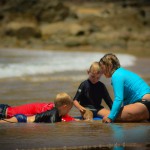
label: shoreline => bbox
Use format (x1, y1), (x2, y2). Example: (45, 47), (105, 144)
(0, 47), (149, 81)
(0, 45), (150, 58)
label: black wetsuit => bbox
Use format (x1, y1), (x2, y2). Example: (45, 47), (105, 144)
(73, 79), (113, 112)
(8, 108), (62, 123)
(34, 108), (62, 123)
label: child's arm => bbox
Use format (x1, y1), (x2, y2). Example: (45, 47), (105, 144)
(73, 100), (86, 112)
(73, 82), (86, 112)
(0, 117), (18, 123)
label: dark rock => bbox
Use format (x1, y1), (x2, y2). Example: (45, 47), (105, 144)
(5, 26), (41, 39)
(0, 0), (150, 55)
(0, 0), (76, 23)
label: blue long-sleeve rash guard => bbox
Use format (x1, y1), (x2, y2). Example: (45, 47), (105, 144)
(108, 67), (150, 121)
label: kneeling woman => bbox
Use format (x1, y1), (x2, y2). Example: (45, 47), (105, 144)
(0, 92), (74, 123)
(99, 53), (150, 123)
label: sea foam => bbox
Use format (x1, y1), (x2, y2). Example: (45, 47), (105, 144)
(0, 49), (136, 78)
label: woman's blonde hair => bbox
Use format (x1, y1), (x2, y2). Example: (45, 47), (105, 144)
(89, 61), (102, 74)
(54, 92), (73, 108)
(99, 53), (120, 75)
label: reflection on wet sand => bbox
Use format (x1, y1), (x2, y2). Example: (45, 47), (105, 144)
(0, 121), (150, 150)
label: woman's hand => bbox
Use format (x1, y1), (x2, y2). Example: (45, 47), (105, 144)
(102, 116), (112, 123)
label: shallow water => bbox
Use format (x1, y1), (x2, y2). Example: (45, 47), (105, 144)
(0, 48), (136, 103)
(0, 48), (150, 150)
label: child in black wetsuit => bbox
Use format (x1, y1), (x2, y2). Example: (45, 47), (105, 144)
(73, 62), (113, 120)
(0, 93), (74, 123)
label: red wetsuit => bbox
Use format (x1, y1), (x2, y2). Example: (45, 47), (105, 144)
(7, 102), (54, 118)
(6, 102), (75, 122)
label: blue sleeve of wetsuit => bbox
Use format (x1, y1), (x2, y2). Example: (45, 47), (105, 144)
(108, 74), (124, 121)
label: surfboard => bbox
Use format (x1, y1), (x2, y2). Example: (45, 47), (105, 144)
(62, 115), (102, 122)
(74, 116), (102, 120)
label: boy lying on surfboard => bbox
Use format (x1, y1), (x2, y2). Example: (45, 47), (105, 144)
(0, 92), (76, 123)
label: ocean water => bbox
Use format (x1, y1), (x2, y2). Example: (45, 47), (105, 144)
(0, 48), (136, 101)
(0, 48), (136, 79)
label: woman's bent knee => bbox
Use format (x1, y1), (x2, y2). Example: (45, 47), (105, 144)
(116, 103), (149, 122)
(142, 94), (150, 101)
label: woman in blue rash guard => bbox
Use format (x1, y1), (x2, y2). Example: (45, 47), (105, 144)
(99, 53), (150, 123)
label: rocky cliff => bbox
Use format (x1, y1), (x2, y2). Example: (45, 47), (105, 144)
(0, 0), (150, 56)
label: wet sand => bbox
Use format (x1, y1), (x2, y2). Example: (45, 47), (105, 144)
(0, 121), (150, 150)
(127, 58), (150, 84)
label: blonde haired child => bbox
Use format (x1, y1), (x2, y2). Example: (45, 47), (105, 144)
(73, 61), (113, 120)
(0, 92), (73, 123)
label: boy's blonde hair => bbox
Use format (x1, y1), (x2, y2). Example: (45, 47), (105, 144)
(54, 92), (73, 108)
(99, 53), (120, 75)
(89, 62), (102, 74)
